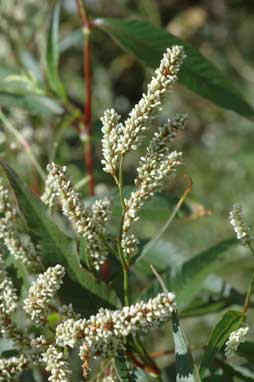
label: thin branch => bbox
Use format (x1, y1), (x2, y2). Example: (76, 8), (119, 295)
(75, 0), (95, 195)
(140, 175), (193, 259)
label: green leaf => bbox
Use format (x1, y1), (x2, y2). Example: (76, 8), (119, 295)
(141, 238), (238, 308)
(95, 18), (254, 120)
(210, 360), (254, 381)
(134, 239), (183, 277)
(0, 91), (63, 116)
(0, 161), (120, 315)
(172, 309), (201, 382)
(114, 352), (137, 382)
(46, 1), (66, 99)
(238, 341), (254, 363)
(200, 310), (246, 376)
(180, 286), (247, 318)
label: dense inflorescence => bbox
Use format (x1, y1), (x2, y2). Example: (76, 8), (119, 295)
(100, 46), (185, 177)
(42, 345), (71, 382)
(0, 354), (28, 382)
(0, 180), (41, 271)
(23, 264), (65, 324)
(229, 204), (250, 245)
(41, 163), (111, 270)
(56, 292), (175, 377)
(119, 46), (185, 155)
(225, 326), (249, 360)
(123, 115), (185, 234)
(101, 108), (122, 175)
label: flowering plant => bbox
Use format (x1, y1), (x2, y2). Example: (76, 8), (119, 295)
(0, 2), (254, 382)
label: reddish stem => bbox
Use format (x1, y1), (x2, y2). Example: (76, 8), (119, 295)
(76, 0), (95, 196)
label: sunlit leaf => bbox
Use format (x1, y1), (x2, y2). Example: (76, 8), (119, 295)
(141, 238), (238, 308)
(200, 310), (246, 375)
(96, 18), (254, 120)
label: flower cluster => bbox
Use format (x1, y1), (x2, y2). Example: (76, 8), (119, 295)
(100, 46), (185, 177)
(0, 309), (27, 347)
(229, 204), (250, 245)
(121, 232), (139, 259)
(41, 163), (111, 270)
(23, 264), (65, 324)
(42, 345), (71, 382)
(55, 292), (175, 378)
(225, 326), (249, 360)
(123, 115), (185, 233)
(0, 255), (29, 347)
(101, 108), (122, 175)
(0, 180), (41, 271)
(0, 354), (27, 382)
(0, 255), (18, 315)
(119, 46), (185, 155)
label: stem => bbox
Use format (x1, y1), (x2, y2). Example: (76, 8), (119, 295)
(140, 175), (192, 259)
(118, 155), (125, 211)
(50, 111), (80, 162)
(75, 0), (95, 196)
(116, 154), (130, 306)
(242, 272), (254, 314)
(117, 241), (129, 306)
(0, 110), (45, 180)
(242, 242), (254, 314)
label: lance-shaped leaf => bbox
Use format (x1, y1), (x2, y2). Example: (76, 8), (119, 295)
(172, 309), (201, 382)
(46, 1), (66, 99)
(0, 92), (63, 116)
(0, 160), (120, 315)
(200, 310), (246, 376)
(140, 238), (238, 308)
(95, 18), (254, 120)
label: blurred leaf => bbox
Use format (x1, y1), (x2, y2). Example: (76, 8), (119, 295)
(134, 239), (183, 277)
(0, 65), (62, 116)
(114, 352), (137, 382)
(96, 18), (254, 120)
(0, 91), (63, 116)
(141, 238), (238, 308)
(200, 310), (246, 375)
(213, 360), (254, 381)
(238, 341), (254, 363)
(180, 286), (247, 318)
(112, 186), (191, 221)
(60, 29), (83, 52)
(46, 1), (66, 99)
(0, 161), (120, 315)
(138, 0), (161, 26)
(172, 309), (201, 382)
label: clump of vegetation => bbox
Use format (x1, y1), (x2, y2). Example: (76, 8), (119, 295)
(0, 1), (254, 381)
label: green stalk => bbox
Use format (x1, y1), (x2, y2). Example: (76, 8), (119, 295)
(242, 272), (254, 314)
(242, 243), (254, 314)
(115, 153), (130, 306)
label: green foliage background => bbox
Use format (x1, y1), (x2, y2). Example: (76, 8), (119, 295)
(0, 0), (254, 381)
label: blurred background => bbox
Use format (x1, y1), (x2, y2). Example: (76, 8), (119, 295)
(0, 0), (254, 374)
